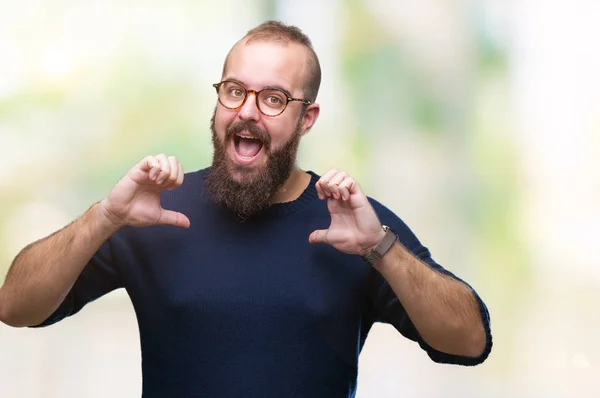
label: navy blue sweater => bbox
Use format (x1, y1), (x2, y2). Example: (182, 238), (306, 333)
(35, 169), (492, 397)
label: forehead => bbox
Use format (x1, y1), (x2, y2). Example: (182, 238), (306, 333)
(223, 39), (308, 94)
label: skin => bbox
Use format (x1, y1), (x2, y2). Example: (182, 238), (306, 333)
(309, 170), (487, 357)
(0, 38), (487, 359)
(213, 38), (320, 200)
(0, 155), (187, 327)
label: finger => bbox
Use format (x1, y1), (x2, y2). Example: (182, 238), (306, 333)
(341, 176), (359, 194)
(150, 162), (162, 181)
(328, 184), (341, 200)
(320, 168), (340, 182)
(138, 155), (157, 171)
(166, 163), (185, 191)
(328, 171), (348, 199)
(137, 156), (160, 181)
(163, 156), (179, 187)
(146, 156), (163, 181)
(329, 171), (348, 186)
(154, 154), (171, 185)
(333, 183), (348, 201)
(158, 209), (191, 228)
(315, 181), (326, 200)
(308, 229), (328, 244)
(317, 169), (339, 198)
(338, 176), (357, 201)
(177, 163), (184, 185)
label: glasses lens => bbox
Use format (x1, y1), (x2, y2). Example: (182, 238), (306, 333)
(218, 81), (246, 109)
(258, 90), (287, 116)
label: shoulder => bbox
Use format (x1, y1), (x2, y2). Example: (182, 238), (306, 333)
(366, 196), (400, 225)
(366, 196), (424, 252)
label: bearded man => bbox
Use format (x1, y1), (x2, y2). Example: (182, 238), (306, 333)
(0, 21), (492, 398)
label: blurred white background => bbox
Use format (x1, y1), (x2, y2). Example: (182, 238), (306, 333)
(1, 0), (599, 396)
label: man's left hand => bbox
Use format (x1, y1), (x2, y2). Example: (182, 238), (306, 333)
(309, 169), (386, 256)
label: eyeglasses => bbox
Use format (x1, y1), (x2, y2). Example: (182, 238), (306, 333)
(213, 80), (312, 117)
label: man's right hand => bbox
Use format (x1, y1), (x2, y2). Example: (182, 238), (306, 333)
(99, 154), (191, 229)
(0, 154), (190, 327)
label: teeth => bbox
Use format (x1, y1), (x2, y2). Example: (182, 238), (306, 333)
(236, 134), (259, 140)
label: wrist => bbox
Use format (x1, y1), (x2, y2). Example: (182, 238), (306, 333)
(361, 225), (397, 266)
(360, 227), (387, 257)
(95, 201), (126, 233)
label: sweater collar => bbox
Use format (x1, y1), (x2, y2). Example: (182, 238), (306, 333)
(262, 170), (320, 218)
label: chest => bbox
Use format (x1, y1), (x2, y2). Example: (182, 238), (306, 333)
(128, 218), (372, 332)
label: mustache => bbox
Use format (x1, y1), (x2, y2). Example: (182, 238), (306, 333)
(225, 122), (271, 149)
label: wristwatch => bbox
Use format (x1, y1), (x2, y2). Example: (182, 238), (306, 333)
(361, 225), (398, 265)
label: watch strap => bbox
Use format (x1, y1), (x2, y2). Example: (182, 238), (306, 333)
(361, 225), (398, 265)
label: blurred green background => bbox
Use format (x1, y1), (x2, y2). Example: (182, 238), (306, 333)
(1, 0), (599, 396)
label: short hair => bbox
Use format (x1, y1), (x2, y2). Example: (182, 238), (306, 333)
(222, 21), (322, 103)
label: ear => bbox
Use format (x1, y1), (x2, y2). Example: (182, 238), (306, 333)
(299, 104), (320, 136)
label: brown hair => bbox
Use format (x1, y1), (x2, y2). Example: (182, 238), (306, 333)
(222, 21), (322, 103)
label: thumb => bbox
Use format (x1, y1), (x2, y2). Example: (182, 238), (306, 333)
(158, 209), (191, 228)
(309, 229), (329, 244)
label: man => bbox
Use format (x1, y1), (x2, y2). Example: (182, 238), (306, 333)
(0, 21), (491, 397)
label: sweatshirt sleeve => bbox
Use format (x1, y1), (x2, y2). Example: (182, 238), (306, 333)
(365, 198), (493, 366)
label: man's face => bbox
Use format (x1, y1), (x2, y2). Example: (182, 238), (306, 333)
(213, 39), (311, 181)
(205, 39), (317, 219)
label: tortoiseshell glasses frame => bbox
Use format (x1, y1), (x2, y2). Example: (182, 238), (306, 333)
(213, 80), (312, 117)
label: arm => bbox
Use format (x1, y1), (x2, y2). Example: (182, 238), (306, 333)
(372, 242), (486, 357)
(309, 169), (490, 360)
(0, 154), (189, 327)
(0, 204), (120, 327)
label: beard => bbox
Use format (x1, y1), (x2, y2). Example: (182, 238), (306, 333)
(204, 107), (304, 221)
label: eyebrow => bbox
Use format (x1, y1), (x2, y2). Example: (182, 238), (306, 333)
(225, 78), (293, 98)
(262, 85), (293, 98)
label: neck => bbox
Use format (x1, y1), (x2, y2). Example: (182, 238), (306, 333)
(271, 167), (311, 204)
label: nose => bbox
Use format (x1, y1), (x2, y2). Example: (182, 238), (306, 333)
(237, 91), (260, 122)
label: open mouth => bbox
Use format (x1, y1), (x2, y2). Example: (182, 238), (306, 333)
(234, 133), (264, 160)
